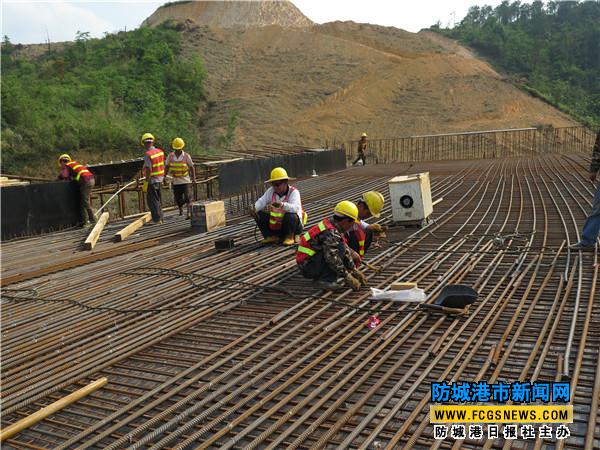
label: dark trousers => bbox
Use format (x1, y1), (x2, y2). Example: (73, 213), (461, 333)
(147, 182), (163, 222)
(173, 184), (191, 208)
(257, 211), (302, 238)
(79, 178), (95, 223)
(346, 228), (373, 254)
(352, 151), (366, 166)
(300, 241), (346, 282)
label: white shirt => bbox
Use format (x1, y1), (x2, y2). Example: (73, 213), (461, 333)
(359, 219), (369, 230)
(255, 186), (303, 221)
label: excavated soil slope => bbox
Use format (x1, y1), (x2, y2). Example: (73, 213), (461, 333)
(150, 2), (580, 152)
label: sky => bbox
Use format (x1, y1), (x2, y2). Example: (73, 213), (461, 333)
(1, 0), (504, 45)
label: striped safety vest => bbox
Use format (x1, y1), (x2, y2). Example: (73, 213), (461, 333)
(167, 152), (190, 178)
(269, 186), (304, 231)
(296, 218), (338, 264)
(65, 161), (92, 182)
(145, 147), (165, 178)
(350, 222), (366, 257)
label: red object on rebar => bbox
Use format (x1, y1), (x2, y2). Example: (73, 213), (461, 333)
(367, 315), (380, 329)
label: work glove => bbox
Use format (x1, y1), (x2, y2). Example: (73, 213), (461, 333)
(344, 273), (362, 291)
(271, 201), (282, 208)
(142, 181), (149, 193)
(352, 269), (369, 286)
(370, 223), (386, 234)
(350, 249), (362, 267)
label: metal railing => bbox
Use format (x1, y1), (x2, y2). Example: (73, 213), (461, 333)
(342, 126), (596, 165)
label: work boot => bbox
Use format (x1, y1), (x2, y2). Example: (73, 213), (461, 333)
(282, 235), (295, 246)
(314, 280), (344, 291)
(178, 207), (183, 216)
(261, 236), (279, 245)
(569, 242), (595, 251)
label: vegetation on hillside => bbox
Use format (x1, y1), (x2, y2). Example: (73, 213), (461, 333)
(431, 0), (600, 127)
(1, 26), (205, 175)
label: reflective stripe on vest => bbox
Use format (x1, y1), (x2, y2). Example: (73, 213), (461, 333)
(354, 223), (366, 257)
(146, 148), (165, 177)
(269, 186), (296, 231)
(168, 153), (189, 177)
(66, 161), (91, 182)
(296, 219), (335, 264)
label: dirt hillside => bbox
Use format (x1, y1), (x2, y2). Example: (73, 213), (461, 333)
(145, 1), (577, 152)
(144, 0), (313, 29)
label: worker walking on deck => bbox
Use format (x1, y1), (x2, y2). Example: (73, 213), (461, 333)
(569, 129), (600, 251)
(141, 133), (165, 224)
(254, 167), (306, 246)
(346, 191), (386, 262)
(352, 132), (368, 166)
(57, 154), (95, 227)
(296, 201), (368, 291)
(165, 137), (196, 218)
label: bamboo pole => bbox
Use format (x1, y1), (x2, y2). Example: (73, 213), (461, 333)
(0, 378), (108, 442)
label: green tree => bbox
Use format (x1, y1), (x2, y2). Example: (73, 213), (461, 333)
(0, 25), (208, 175)
(431, 0), (600, 127)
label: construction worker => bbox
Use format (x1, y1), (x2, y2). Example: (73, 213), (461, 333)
(141, 132), (165, 223)
(57, 154), (96, 227)
(346, 191), (386, 261)
(254, 167), (306, 246)
(352, 132), (368, 166)
(569, 129), (600, 251)
(296, 200), (368, 291)
(165, 137), (196, 218)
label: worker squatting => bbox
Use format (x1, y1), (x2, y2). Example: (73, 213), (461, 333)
(252, 167), (386, 291)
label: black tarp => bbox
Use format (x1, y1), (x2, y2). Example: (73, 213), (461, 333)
(88, 158), (143, 187)
(1, 181), (80, 240)
(217, 149), (346, 195)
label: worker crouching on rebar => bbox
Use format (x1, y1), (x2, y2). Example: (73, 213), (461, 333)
(296, 201), (368, 291)
(57, 153), (96, 227)
(346, 191), (386, 261)
(253, 167), (307, 246)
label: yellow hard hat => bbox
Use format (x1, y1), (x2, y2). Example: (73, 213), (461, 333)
(266, 167), (293, 183)
(334, 200), (359, 222)
(172, 137), (185, 150)
(361, 191), (385, 217)
(141, 132), (155, 145)
(58, 153), (71, 166)
(361, 132), (368, 137)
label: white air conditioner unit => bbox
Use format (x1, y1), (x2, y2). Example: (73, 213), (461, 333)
(388, 172), (433, 226)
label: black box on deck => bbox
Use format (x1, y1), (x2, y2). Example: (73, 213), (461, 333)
(215, 238), (235, 250)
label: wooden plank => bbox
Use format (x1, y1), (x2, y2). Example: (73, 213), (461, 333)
(1, 240), (159, 287)
(83, 212), (109, 250)
(114, 212), (151, 242)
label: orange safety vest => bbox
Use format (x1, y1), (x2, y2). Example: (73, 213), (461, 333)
(145, 148), (165, 178)
(296, 218), (340, 264)
(350, 222), (366, 257)
(65, 161), (92, 182)
(167, 151), (190, 178)
(268, 186), (307, 231)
